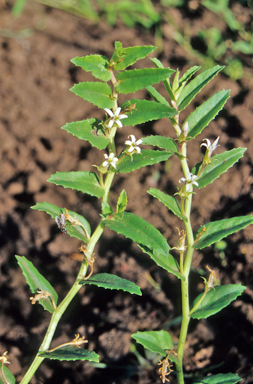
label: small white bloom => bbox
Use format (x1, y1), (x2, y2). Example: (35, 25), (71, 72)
(179, 172), (199, 192)
(102, 153), (118, 169)
(125, 135), (142, 154)
(104, 107), (128, 129)
(201, 136), (220, 156)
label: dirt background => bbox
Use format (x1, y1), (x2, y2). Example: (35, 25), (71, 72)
(1, 1), (253, 384)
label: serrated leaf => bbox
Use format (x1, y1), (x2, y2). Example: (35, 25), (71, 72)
(141, 136), (179, 154)
(104, 212), (181, 279)
(116, 189), (127, 213)
(193, 373), (242, 384)
(178, 66), (201, 88)
(39, 346), (99, 362)
(32, 201), (60, 216)
(101, 202), (113, 216)
(79, 273), (142, 296)
(186, 90), (230, 138)
(132, 330), (173, 356)
(148, 188), (185, 220)
(114, 45), (156, 71)
(71, 55), (111, 82)
(196, 148), (247, 189)
(70, 82), (114, 109)
(177, 66), (224, 111)
(32, 202), (91, 242)
(0, 365), (16, 384)
(190, 284), (246, 319)
(146, 85), (170, 106)
(116, 68), (175, 94)
(121, 99), (177, 126)
(116, 150), (173, 173)
(110, 41), (125, 66)
(16, 256), (58, 313)
(62, 118), (110, 150)
(48, 171), (104, 198)
(194, 215), (253, 249)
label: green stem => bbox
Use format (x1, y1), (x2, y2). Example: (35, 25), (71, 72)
(20, 167), (116, 384)
(175, 142), (195, 384)
(19, 267), (87, 384)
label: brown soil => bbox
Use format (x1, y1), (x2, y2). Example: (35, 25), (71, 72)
(1, 2), (253, 384)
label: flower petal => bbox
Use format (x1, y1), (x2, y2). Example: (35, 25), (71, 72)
(115, 120), (123, 128)
(108, 119), (114, 128)
(115, 107), (121, 117)
(119, 114), (128, 120)
(109, 153), (115, 160)
(104, 108), (114, 117)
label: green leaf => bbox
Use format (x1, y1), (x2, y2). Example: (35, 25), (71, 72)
(196, 148), (247, 189)
(104, 212), (181, 279)
(194, 215), (253, 250)
(150, 58), (174, 100)
(190, 284), (246, 319)
(178, 66), (201, 88)
(79, 273), (142, 296)
(114, 45), (156, 70)
(121, 99), (177, 126)
(32, 202), (91, 242)
(186, 90), (230, 138)
(0, 365), (16, 384)
(146, 85), (171, 106)
(116, 189), (127, 213)
(110, 41), (125, 65)
(39, 346), (99, 362)
(193, 373), (242, 384)
(141, 136), (179, 154)
(15, 256), (58, 313)
(48, 171), (104, 198)
(62, 118), (110, 150)
(101, 202), (113, 216)
(71, 55), (111, 82)
(70, 82), (114, 109)
(116, 150), (173, 173)
(132, 330), (173, 356)
(177, 66), (224, 111)
(148, 188), (185, 220)
(116, 68), (175, 94)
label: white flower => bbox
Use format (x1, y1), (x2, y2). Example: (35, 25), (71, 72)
(201, 136), (220, 155)
(200, 136), (220, 165)
(125, 135), (142, 154)
(179, 172), (199, 192)
(102, 153), (118, 169)
(104, 107), (128, 129)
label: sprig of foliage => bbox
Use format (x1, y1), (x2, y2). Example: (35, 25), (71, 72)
(6, 42), (178, 384)
(129, 58), (251, 384)
(3, 42), (251, 384)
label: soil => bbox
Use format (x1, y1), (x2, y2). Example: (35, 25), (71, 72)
(0, 2), (253, 384)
